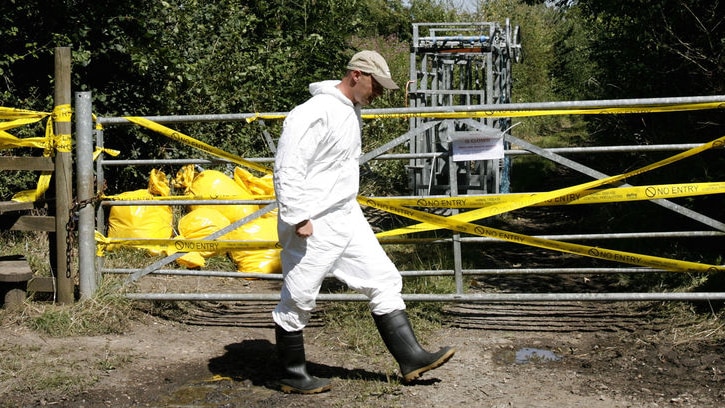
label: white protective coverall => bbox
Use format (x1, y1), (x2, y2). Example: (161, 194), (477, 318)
(272, 80), (406, 332)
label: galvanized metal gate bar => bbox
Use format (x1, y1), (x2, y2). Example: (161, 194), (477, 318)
(124, 292), (725, 302)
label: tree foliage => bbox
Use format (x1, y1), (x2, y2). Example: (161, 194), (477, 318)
(568, 0), (724, 145)
(470, 0), (592, 148)
(1, 0), (452, 193)
(561, 0), (725, 201)
(2, 0), (723, 193)
(578, 0), (724, 98)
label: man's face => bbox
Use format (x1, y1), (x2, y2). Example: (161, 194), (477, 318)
(355, 72), (384, 106)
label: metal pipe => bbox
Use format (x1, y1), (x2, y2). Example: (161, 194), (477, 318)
(104, 268), (282, 280)
(125, 291), (725, 302)
(75, 91), (97, 299)
(506, 144), (706, 155)
(96, 95), (725, 126)
(418, 35), (490, 42)
(103, 267), (669, 279)
(102, 199), (275, 206)
(98, 112), (288, 125)
(366, 94), (725, 114)
(96, 143), (712, 167)
(101, 158), (272, 166)
(460, 231), (725, 241)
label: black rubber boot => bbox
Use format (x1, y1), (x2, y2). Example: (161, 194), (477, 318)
(373, 309), (456, 383)
(274, 324), (331, 394)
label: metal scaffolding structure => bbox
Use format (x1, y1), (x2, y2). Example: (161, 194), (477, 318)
(407, 21), (521, 197)
(405, 21), (522, 294)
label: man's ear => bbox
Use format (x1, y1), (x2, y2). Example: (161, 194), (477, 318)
(351, 70), (363, 83)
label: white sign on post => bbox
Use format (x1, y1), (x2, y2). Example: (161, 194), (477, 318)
(451, 128), (504, 161)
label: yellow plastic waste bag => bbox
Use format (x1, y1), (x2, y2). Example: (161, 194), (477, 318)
(106, 169), (173, 256)
(226, 216), (281, 275)
(188, 170), (257, 222)
(107, 190), (173, 256)
(173, 164), (197, 191)
(148, 168), (171, 196)
(233, 167), (276, 218)
(175, 207), (230, 268)
(169, 165), (279, 271)
(234, 167), (274, 196)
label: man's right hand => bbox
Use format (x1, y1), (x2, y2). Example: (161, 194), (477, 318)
(295, 220), (313, 238)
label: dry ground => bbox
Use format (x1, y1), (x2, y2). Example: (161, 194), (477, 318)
(2, 206), (724, 407)
(2, 282), (725, 408)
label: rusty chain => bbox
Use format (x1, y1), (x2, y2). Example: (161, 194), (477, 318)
(65, 180), (105, 279)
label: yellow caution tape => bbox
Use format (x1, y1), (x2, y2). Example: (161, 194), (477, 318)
(50, 104), (73, 153)
(102, 193), (275, 201)
(124, 116), (272, 175)
(100, 134), (725, 261)
(363, 196), (721, 273)
(52, 104), (72, 123)
(362, 101), (725, 120)
(371, 181), (725, 239)
(372, 181), (725, 209)
(0, 107), (50, 150)
(53, 134), (72, 153)
(0, 106), (51, 120)
(95, 231), (279, 256)
(93, 147), (121, 161)
(117, 101), (725, 126)
(0, 107), (50, 133)
(3, 105), (73, 201)
(245, 113), (262, 123)
(245, 112), (286, 123)
(100, 103), (724, 256)
(0, 131), (49, 150)
(16, 110), (68, 201)
(11, 172), (52, 202)
(361, 135), (725, 272)
(205, 374), (235, 382)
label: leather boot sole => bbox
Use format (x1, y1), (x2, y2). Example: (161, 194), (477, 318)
(402, 347), (457, 383)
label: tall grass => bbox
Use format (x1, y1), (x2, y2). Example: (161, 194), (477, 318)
(0, 230), (51, 277)
(4, 276), (137, 337)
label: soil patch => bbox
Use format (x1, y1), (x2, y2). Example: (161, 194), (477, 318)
(2, 293), (724, 407)
(3, 206), (724, 407)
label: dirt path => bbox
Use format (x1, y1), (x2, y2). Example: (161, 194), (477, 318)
(3, 295), (724, 408)
(3, 205), (724, 407)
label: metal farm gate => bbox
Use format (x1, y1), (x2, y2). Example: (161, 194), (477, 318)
(71, 23), (725, 305)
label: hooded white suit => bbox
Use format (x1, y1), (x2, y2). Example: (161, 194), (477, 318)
(272, 81), (406, 332)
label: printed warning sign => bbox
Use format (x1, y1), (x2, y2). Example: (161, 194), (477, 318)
(451, 129), (504, 161)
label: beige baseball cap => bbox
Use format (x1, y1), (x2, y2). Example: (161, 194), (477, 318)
(346, 50), (399, 90)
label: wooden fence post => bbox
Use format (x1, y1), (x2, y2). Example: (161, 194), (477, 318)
(53, 47), (73, 304)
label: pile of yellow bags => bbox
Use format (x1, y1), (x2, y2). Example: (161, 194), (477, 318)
(107, 166), (281, 275)
(174, 165), (280, 274)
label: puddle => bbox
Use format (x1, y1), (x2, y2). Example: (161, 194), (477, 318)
(515, 347), (561, 364)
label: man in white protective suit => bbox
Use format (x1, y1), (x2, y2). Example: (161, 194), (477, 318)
(272, 50), (456, 394)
